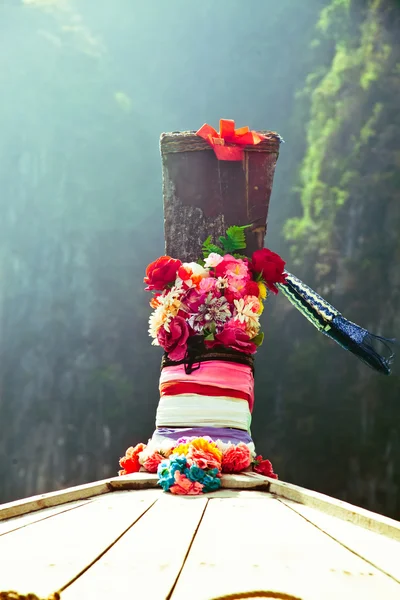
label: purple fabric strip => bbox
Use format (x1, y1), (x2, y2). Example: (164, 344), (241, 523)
(152, 426), (253, 446)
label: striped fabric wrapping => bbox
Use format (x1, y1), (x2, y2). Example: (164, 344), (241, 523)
(152, 360), (255, 447)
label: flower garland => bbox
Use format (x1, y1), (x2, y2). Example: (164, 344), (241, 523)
(118, 228), (282, 495)
(119, 437), (278, 495)
(145, 226), (287, 360)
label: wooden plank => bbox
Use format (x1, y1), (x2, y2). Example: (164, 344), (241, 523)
(266, 478), (400, 541)
(0, 472), (268, 525)
(63, 494), (207, 599)
(0, 479), (112, 522)
(170, 495), (400, 600)
(109, 472), (159, 490)
(0, 499), (90, 536)
(0, 489), (159, 597)
(280, 499), (400, 583)
(0, 472), (159, 522)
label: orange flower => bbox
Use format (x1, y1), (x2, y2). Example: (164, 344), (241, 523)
(119, 443), (146, 475)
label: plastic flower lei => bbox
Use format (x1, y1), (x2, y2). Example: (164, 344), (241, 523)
(119, 436), (278, 496)
(144, 226), (287, 360)
(118, 227), (282, 496)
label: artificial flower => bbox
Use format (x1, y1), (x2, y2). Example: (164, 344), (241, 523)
(215, 255), (250, 294)
(119, 443), (146, 475)
(157, 315), (190, 360)
(185, 465), (221, 492)
(205, 321), (258, 354)
(245, 280), (260, 297)
(251, 248), (287, 294)
(141, 451), (164, 473)
(199, 277), (218, 293)
(234, 296), (261, 329)
(184, 438), (223, 470)
(222, 443), (252, 473)
(169, 471), (204, 495)
(204, 252), (224, 268)
(177, 262), (209, 289)
(257, 281), (267, 300)
(189, 293), (231, 333)
(254, 456), (278, 479)
(144, 256), (182, 291)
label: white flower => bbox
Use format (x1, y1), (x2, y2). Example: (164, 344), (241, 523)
(233, 298), (260, 331)
(216, 277), (228, 289)
(184, 262), (209, 277)
(175, 262), (209, 288)
(204, 252), (224, 268)
(148, 287), (183, 338)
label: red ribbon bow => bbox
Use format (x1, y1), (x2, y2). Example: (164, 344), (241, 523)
(196, 119), (266, 161)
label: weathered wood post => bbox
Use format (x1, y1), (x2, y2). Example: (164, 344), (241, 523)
(160, 129), (281, 261)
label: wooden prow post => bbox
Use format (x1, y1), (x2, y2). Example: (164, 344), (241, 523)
(160, 130), (281, 261)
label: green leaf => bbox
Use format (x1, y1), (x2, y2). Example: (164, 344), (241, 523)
(202, 235), (224, 258)
(204, 333), (215, 341)
(218, 225), (250, 253)
(252, 332), (264, 347)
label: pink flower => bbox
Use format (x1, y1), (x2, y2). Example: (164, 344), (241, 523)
(181, 288), (205, 312)
(243, 295), (261, 313)
(142, 452), (164, 473)
(205, 321), (257, 354)
(199, 277), (218, 293)
(222, 443), (252, 473)
(169, 471), (204, 495)
(157, 315), (190, 360)
(187, 449), (222, 471)
(204, 252), (224, 268)
(215, 255), (248, 279)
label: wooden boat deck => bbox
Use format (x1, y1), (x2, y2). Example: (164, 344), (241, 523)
(0, 473), (399, 599)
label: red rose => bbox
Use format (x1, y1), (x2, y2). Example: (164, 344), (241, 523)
(251, 248), (287, 294)
(144, 256), (182, 291)
(119, 442), (146, 475)
(205, 322), (257, 355)
(157, 315), (190, 360)
(253, 455), (278, 479)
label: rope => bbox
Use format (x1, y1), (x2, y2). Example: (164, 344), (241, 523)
(210, 593), (302, 600)
(0, 593), (60, 600)
(161, 345), (255, 374)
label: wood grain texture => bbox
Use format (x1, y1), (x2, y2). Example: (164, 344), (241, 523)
(160, 131), (280, 262)
(267, 478), (400, 541)
(170, 495), (400, 600)
(63, 494), (207, 599)
(0, 500), (90, 537)
(0, 490), (158, 597)
(280, 499), (400, 583)
(0, 473), (159, 522)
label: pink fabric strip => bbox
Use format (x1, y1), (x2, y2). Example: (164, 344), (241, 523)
(159, 361), (255, 412)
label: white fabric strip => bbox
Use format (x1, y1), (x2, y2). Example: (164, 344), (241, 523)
(156, 394), (252, 432)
